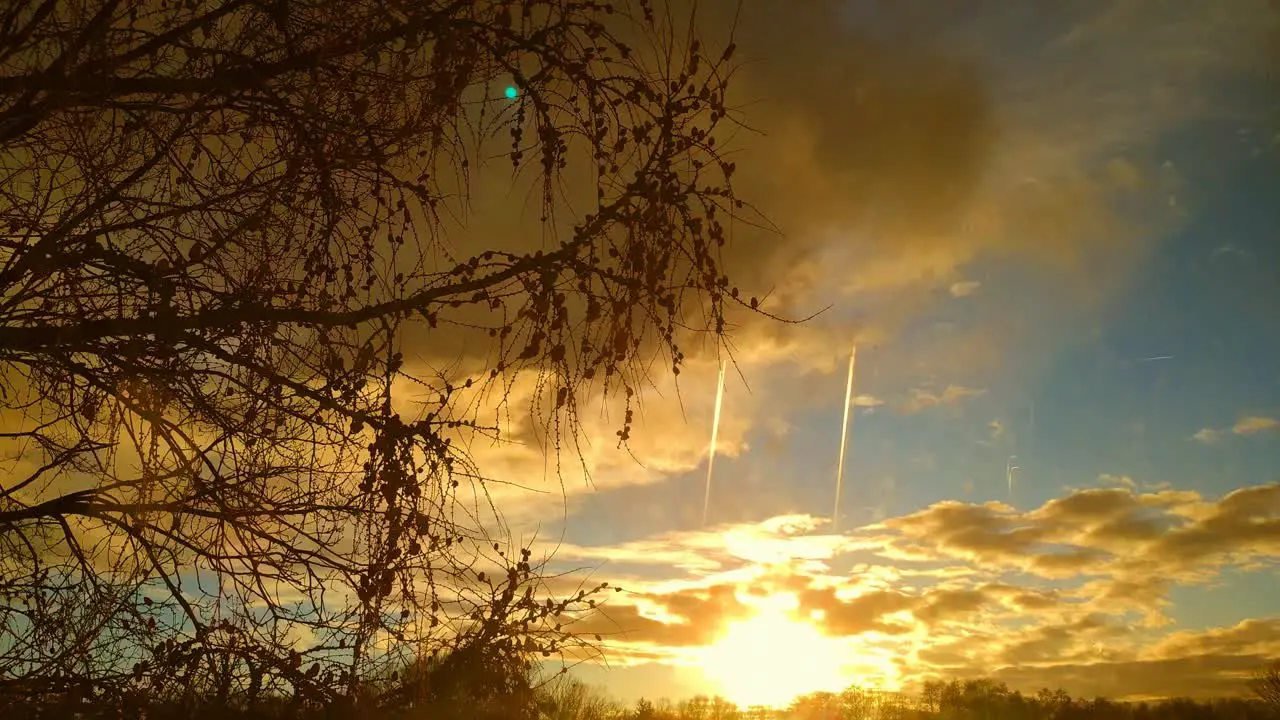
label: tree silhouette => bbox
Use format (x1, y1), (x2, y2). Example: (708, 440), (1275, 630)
(0, 0), (751, 712)
(537, 674), (617, 720)
(1250, 661), (1280, 711)
(589, 682), (1279, 720)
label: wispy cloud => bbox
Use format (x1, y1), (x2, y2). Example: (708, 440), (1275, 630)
(901, 385), (988, 414)
(1192, 415), (1279, 443)
(1233, 416), (1280, 435)
(989, 419), (1006, 441)
(950, 280), (982, 298)
(1094, 474), (1171, 493)
(1193, 428), (1223, 443)
(1098, 474), (1137, 489)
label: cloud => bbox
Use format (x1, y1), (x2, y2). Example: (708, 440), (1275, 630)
(542, 514), (857, 579)
(986, 653), (1269, 701)
(1147, 618), (1280, 661)
(798, 586), (916, 636)
(1193, 415), (1280, 443)
(1072, 576), (1173, 626)
(375, 0), (1278, 554)
(565, 584), (752, 648)
(577, 571), (1043, 656)
(552, 479), (1280, 699)
(708, 0), (996, 301)
(397, 354), (772, 530)
(988, 419), (1006, 441)
(1148, 485), (1280, 569)
(635, 0), (1256, 371)
(368, 1), (1279, 698)
(1211, 244), (1251, 260)
(998, 614), (1131, 666)
(1193, 428), (1224, 443)
(900, 385), (987, 414)
(870, 484), (1280, 587)
(1233, 416), (1280, 435)
(1098, 474), (1138, 490)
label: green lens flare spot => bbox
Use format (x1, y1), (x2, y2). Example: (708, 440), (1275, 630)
(504, 85), (519, 99)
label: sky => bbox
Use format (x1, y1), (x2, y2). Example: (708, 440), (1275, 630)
(416, 0), (1280, 708)
(1, 0), (1276, 710)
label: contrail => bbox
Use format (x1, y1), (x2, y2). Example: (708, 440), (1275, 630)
(701, 360), (727, 527)
(1006, 455), (1020, 501)
(833, 344), (857, 532)
(1137, 355), (1174, 363)
(1026, 399), (1034, 481)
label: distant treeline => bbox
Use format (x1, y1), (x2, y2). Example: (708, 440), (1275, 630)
(560, 677), (1280, 720)
(6, 667), (1279, 720)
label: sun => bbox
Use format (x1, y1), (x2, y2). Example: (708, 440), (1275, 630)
(698, 593), (853, 708)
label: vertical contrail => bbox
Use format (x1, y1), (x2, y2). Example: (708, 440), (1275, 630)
(1006, 455), (1019, 501)
(1026, 399), (1034, 482)
(833, 344), (857, 532)
(701, 360), (727, 527)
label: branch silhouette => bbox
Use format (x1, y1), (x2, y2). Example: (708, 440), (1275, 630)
(0, 0), (756, 715)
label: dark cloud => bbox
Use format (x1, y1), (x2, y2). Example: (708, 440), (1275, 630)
(1034, 488), (1143, 523)
(1151, 618), (1280, 660)
(990, 654), (1269, 701)
(1027, 549), (1111, 576)
(695, 0), (997, 308)
(563, 582), (752, 648)
(1151, 484), (1280, 566)
(1008, 590), (1060, 612)
(1078, 576), (1173, 623)
(652, 583), (752, 628)
(998, 614), (1128, 665)
(913, 588), (990, 624)
(796, 586), (916, 636)
(566, 603), (719, 648)
(881, 501), (1048, 568)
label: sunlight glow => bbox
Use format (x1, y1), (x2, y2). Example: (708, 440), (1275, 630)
(699, 593), (853, 708)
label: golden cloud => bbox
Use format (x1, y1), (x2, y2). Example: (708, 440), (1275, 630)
(554, 479), (1280, 699)
(872, 484), (1280, 582)
(1234, 416), (1279, 435)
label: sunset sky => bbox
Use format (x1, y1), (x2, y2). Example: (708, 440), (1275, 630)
(10, 0), (1280, 713)
(430, 0), (1280, 707)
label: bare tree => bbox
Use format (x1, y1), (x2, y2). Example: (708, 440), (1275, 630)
(1252, 661), (1280, 711)
(0, 0), (754, 712)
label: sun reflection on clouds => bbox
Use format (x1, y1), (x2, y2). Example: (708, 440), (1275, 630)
(555, 481), (1280, 701)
